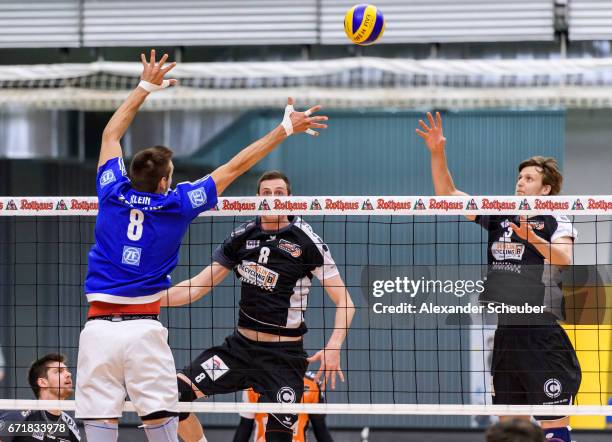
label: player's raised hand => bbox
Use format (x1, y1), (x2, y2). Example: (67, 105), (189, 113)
(308, 347), (345, 390)
(139, 49), (177, 88)
(509, 216), (537, 242)
(416, 111), (446, 154)
(281, 97), (328, 137)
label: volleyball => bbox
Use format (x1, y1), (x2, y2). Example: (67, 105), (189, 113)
(344, 4), (385, 45)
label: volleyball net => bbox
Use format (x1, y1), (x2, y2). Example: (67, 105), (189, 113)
(0, 195), (611, 428)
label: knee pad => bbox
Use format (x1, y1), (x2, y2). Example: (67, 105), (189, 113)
(142, 416), (178, 442)
(178, 375), (197, 402)
(83, 420), (119, 442)
(177, 375), (197, 421)
(543, 426), (571, 442)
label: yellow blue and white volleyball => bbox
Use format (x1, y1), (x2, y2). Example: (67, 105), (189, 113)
(344, 4), (385, 45)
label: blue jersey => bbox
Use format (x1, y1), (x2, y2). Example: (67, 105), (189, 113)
(84, 157), (217, 304)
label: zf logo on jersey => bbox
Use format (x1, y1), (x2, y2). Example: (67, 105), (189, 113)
(121, 246), (142, 266)
(278, 239), (302, 257)
(491, 242), (525, 261)
(99, 169), (116, 187)
(200, 355), (229, 381)
(246, 240), (260, 249)
(237, 261), (279, 290)
(187, 188), (207, 208)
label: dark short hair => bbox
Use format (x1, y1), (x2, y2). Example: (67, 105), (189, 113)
(257, 170), (291, 195)
(28, 353), (66, 398)
(129, 146), (173, 193)
(485, 419), (544, 442)
(518, 156), (563, 195)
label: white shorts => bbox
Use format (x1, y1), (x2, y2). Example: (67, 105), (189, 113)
(75, 319), (179, 419)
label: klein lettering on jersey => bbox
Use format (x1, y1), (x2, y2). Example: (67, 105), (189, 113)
(129, 195), (151, 206)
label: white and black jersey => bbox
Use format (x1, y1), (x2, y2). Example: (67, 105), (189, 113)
(0, 409), (81, 442)
(475, 214), (576, 316)
(212, 216), (339, 337)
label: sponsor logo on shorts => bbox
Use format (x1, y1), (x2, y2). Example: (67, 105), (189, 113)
(122, 246), (142, 266)
(278, 239), (302, 257)
(201, 355), (229, 381)
(277, 386), (296, 404)
(100, 169), (116, 187)
(544, 378), (562, 399)
(237, 261), (279, 291)
(491, 242), (525, 261)
(246, 240), (260, 249)
(187, 188), (207, 208)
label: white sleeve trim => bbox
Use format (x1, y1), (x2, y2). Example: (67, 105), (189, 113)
(551, 214), (577, 243)
(294, 218), (340, 281)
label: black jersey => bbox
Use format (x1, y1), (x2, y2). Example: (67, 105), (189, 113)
(0, 409), (81, 442)
(475, 214), (576, 312)
(212, 216), (339, 337)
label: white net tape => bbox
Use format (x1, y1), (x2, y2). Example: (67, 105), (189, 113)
(0, 400), (610, 416)
(1, 195), (611, 216)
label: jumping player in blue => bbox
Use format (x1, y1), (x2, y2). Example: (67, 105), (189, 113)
(74, 49), (329, 442)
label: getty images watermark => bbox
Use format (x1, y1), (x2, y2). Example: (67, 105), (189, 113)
(359, 265), (612, 326)
(370, 276), (546, 315)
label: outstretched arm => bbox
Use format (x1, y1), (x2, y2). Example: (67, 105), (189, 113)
(210, 98), (328, 195)
(509, 218), (574, 266)
(416, 111), (474, 220)
(308, 275), (355, 390)
(160, 262), (230, 307)
(416, 112), (467, 197)
(98, 49), (177, 168)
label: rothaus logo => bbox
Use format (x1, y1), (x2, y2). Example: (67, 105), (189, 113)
(481, 199), (516, 211)
(587, 198), (612, 211)
(274, 199), (307, 211)
(572, 199), (585, 210)
(187, 188), (207, 208)
(413, 199), (426, 210)
(376, 198), (411, 211)
(362, 199), (374, 210)
(99, 169), (116, 187)
(310, 199), (322, 210)
(466, 199), (479, 210)
(71, 199), (98, 211)
(121, 246), (142, 266)
(534, 199), (569, 211)
(55, 200), (68, 210)
(428, 198), (463, 211)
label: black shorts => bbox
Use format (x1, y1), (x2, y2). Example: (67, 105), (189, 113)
(491, 324), (582, 421)
(182, 331), (308, 428)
